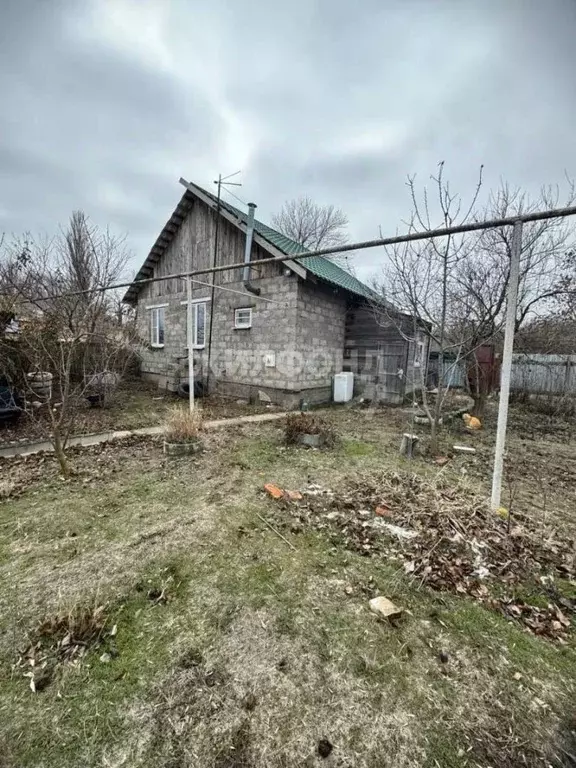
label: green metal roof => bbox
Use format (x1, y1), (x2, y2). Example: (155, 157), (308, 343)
(217, 196), (377, 301)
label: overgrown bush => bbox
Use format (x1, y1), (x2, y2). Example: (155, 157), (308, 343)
(285, 412), (335, 446)
(164, 406), (203, 443)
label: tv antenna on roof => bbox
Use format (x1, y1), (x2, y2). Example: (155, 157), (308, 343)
(205, 170), (243, 393)
(214, 169), (242, 207)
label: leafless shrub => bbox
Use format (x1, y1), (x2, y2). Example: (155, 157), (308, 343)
(374, 162), (484, 451)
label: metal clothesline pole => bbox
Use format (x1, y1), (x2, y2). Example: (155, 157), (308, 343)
(186, 244), (195, 413)
(491, 219), (523, 511)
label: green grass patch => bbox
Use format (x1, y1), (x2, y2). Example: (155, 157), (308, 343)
(341, 439), (376, 457)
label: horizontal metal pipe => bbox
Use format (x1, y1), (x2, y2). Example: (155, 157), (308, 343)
(190, 277), (278, 303)
(6, 204), (576, 304)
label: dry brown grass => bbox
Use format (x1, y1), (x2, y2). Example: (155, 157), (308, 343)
(0, 479), (15, 500)
(164, 405), (204, 443)
(126, 608), (428, 768)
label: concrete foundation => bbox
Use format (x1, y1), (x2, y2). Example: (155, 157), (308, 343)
(214, 380), (332, 409)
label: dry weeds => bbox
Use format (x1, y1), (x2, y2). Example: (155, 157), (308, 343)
(285, 412), (336, 446)
(164, 405), (204, 443)
(16, 602), (113, 692)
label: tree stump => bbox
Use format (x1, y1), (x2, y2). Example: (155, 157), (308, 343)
(400, 433), (419, 458)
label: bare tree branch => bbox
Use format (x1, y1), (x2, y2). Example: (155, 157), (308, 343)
(272, 196), (351, 266)
(374, 169), (576, 431)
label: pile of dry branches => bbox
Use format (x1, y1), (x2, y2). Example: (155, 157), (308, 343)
(272, 470), (575, 642)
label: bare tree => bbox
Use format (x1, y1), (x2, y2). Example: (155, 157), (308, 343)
(467, 184), (575, 328)
(0, 212), (135, 476)
(548, 244), (576, 326)
(375, 167), (576, 445)
(272, 197), (350, 263)
(53, 211), (130, 333)
(1, 212), (129, 325)
(450, 182), (575, 413)
(375, 162), (484, 452)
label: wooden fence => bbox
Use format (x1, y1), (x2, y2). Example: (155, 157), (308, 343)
(434, 353), (576, 396)
(510, 354), (576, 395)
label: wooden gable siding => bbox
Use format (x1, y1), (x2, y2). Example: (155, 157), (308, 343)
(142, 198), (280, 301)
(345, 304), (411, 353)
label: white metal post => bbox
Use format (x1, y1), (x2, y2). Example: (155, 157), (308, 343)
(187, 246), (195, 412)
(491, 219), (523, 511)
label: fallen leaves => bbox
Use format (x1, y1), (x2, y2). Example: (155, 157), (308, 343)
(494, 598), (573, 643)
(267, 470), (575, 642)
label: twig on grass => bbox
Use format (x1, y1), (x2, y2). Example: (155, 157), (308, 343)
(255, 512), (297, 551)
(414, 536), (446, 589)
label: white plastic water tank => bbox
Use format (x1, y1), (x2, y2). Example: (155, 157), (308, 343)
(333, 371), (354, 403)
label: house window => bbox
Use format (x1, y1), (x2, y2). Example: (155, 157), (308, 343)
(180, 298), (208, 349)
(192, 302), (206, 348)
(150, 307), (165, 347)
(234, 307), (252, 329)
(414, 337), (426, 368)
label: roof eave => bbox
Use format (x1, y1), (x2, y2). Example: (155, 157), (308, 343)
(122, 190), (195, 304)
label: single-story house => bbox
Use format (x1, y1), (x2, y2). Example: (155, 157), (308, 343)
(123, 178), (428, 407)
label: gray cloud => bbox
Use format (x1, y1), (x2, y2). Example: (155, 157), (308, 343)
(1, 0), (575, 281)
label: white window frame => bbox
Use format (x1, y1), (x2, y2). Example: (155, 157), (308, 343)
(234, 307), (252, 329)
(148, 305), (167, 348)
(414, 334), (426, 368)
(180, 297), (208, 349)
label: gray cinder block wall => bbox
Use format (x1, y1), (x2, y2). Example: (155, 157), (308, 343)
(136, 273), (348, 406)
(134, 195), (351, 406)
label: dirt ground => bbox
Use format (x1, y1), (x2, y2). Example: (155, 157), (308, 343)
(0, 379), (272, 446)
(0, 402), (574, 767)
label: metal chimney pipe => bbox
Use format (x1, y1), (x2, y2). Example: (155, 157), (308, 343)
(243, 202), (260, 295)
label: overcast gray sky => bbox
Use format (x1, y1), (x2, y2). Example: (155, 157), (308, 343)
(1, 0), (575, 280)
